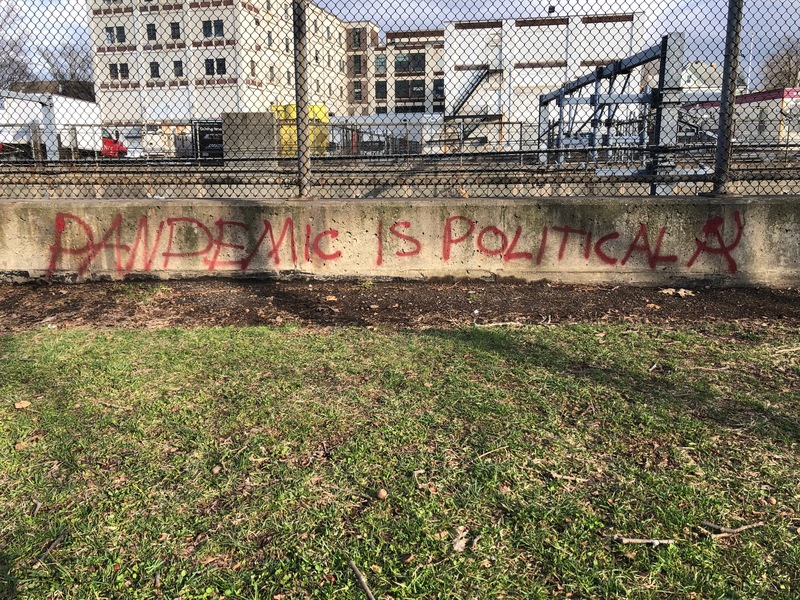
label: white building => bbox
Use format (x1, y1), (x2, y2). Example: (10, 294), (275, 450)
(89, 0), (351, 152)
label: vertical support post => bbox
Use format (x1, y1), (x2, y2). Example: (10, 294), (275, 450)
(556, 92), (565, 169)
(537, 102), (549, 166)
(292, 0), (311, 198)
(650, 33), (684, 196)
(41, 95), (60, 162)
(712, 0), (745, 195)
(590, 67), (602, 164)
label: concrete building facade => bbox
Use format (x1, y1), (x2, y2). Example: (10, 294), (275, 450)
(89, 0), (351, 142)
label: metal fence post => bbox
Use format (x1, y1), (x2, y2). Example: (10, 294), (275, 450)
(293, 0), (311, 198)
(712, 0), (745, 195)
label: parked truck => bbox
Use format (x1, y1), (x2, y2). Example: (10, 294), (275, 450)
(0, 90), (127, 160)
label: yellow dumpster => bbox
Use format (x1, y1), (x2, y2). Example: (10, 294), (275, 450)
(271, 104), (329, 157)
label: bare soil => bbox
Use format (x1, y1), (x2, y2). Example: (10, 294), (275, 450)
(2, 278), (799, 333)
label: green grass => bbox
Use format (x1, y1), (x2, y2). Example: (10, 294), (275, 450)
(1, 323), (799, 598)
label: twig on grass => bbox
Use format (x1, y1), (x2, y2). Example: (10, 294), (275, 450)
(688, 366), (731, 372)
(610, 535), (675, 547)
(549, 471), (589, 483)
(698, 521), (764, 539)
(34, 530), (66, 566)
(774, 346), (800, 355)
(97, 400), (133, 412)
(475, 321), (525, 328)
(476, 446), (508, 461)
(348, 560), (377, 600)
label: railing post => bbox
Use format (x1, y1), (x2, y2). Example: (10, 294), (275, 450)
(712, 0), (745, 195)
(292, 0), (311, 198)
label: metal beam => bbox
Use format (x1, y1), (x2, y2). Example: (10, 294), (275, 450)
(539, 43), (663, 106)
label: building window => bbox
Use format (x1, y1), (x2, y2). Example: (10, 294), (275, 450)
(203, 20), (224, 38)
(149, 61), (160, 78)
(376, 80), (387, 99)
(254, 18), (260, 27)
(174, 60), (184, 77)
(433, 78), (444, 100)
(376, 106), (387, 114)
(269, 66), (274, 82)
(313, 20), (317, 34)
(285, 37), (290, 52)
(328, 82), (332, 95)
(353, 80), (362, 101)
(286, 71), (292, 85)
(109, 63), (119, 79)
(204, 57), (226, 76)
(120, 63), (129, 78)
(146, 23), (156, 41)
(396, 104), (424, 114)
(375, 54), (386, 75)
(352, 55), (362, 75)
(395, 79), (425, 99)
(327, 54), (331, 68)
(314, 50), (319, 63)
(170, 22), (181, 39)
(395, 53), (425, 74)
(351, 29), (361, 49)
(326, 25), (330, 40)
(105, 26), (125, 44)
(265, 0), (270, 10)
(250, 59), (256, 77)
(267, 31), (273, 48)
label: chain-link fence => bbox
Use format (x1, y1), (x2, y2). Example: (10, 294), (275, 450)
(0, 0), (798, 198)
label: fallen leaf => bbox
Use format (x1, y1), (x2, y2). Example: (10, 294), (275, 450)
(369, 564), (381, 573)
(433, 530), (448, 541)
(212, 465), (222, 475)
(14, 442), (28, 451)
(325, 295), (337, 302)
(14, 401), (31, 409)
(480, 559), (491, 567)
(452, 526), (469, 552)
(369, 304), (379, 310)
(401, 553), (414, 564)
(659, 288), (677, 295)
(646, 303), (661, 310)
(677, 289), (696, 297)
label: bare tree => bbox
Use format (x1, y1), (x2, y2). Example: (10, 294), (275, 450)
(762, 38), (800, 90)
(40, 40), (94, 82)
(0, 0), (33, 89)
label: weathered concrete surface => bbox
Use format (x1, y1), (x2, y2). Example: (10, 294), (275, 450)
(0, 197), (797, 286)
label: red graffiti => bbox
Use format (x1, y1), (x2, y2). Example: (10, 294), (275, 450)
(686, 211), (744, 273)
(390, 221), (422, 258)
(620, 224), (678, 269)
(442, 215), (476, 261)
(46, 213), (342, 276)
(45, 211), (746, 277)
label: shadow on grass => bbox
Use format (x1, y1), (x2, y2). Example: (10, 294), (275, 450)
(0, 553), (16, 599)
(418, 326), (800, 445)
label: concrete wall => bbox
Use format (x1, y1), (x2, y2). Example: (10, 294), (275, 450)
(1, 197), (798, 286)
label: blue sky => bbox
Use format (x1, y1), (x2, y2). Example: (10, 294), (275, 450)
(12, 0), (799, 86)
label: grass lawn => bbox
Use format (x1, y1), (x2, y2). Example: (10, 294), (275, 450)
(1, 323), (799, 598)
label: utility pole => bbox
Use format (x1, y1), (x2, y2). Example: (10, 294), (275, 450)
(712, 0), (745, 195)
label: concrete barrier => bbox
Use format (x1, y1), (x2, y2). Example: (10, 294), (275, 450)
(0, 197), (797, 286)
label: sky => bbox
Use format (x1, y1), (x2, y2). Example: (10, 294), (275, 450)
(11, 0), (800, 87)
